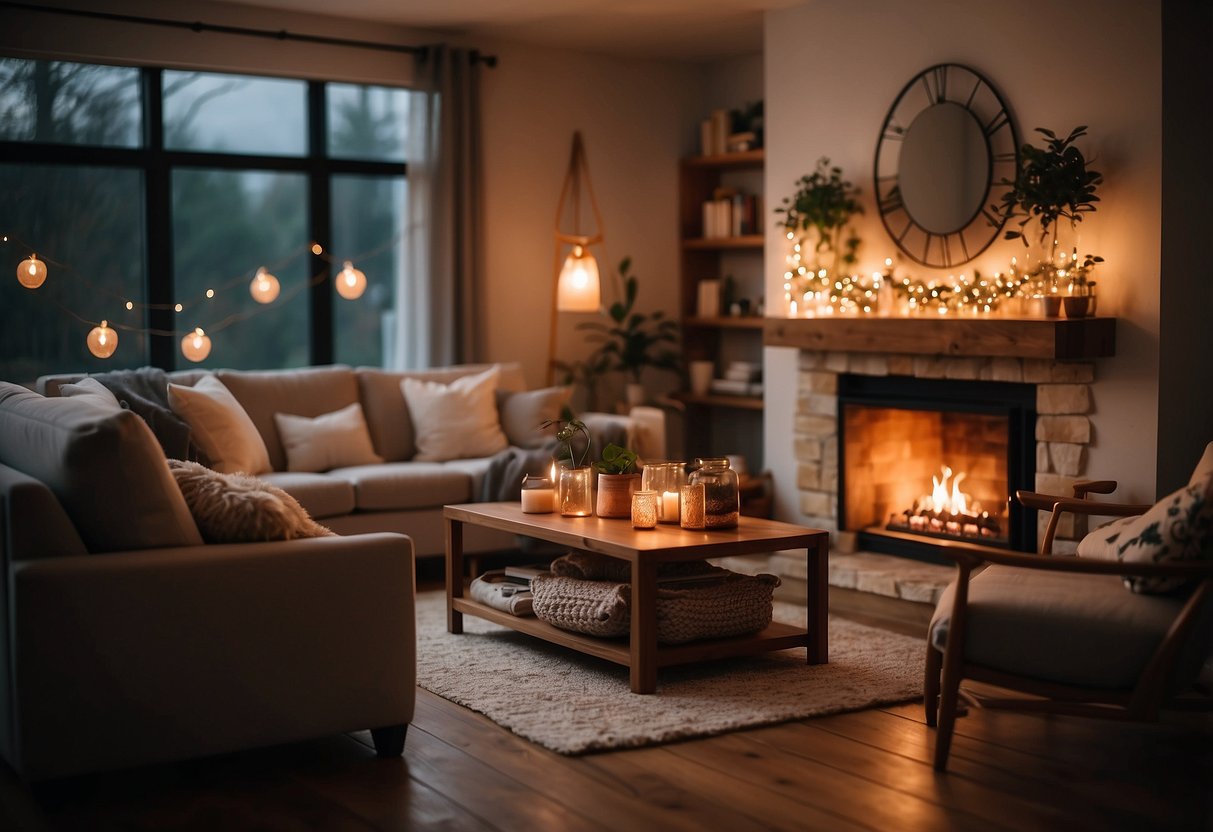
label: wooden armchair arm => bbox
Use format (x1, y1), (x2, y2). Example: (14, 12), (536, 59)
(1072, 479), (1117, 498)
(937, 545), (1213, 578)
(1015, 490), (1152, 555)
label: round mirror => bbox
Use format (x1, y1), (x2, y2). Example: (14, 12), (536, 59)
(874, 64), (1018, 269)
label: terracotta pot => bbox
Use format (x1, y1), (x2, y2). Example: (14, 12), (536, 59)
(595, 472), (641, 518)
(1037, 296), (1062, 318)
(1062, 295), (1090, 318)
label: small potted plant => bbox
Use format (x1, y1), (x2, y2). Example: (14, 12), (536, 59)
(775, 157), (863, 294)
(991, 126), (1103, 317)
(577, 257), (679, 408)
(541, 417), (593, 517)
(593, 443), (641, 518)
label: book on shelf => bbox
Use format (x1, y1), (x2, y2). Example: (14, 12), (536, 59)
(700, 191), (760, 239)
(697, 279), (721, 318)
(698, 109), (731, 156)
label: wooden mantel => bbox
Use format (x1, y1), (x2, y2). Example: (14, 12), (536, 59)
(763, 316), (1115, 360)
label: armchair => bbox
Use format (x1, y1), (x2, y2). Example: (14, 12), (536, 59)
(925, 468), (1213, 772)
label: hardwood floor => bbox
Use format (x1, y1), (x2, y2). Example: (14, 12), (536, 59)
(19, 644), (1212, 831)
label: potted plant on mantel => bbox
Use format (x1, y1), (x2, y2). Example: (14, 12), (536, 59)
(577, 257), (680, 409)
(775, 157), (863, 292)
(593, 443), (641, 518)
(991, 125), (1104, 318)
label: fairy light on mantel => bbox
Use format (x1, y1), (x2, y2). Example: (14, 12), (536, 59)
(86, 320), (118, 358)
(17, 254), (47, 289)
(181, 327), (212, 362)
(335, 260), (367, 300)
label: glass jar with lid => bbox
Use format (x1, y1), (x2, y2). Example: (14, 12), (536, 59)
(689, 457), (739, 529)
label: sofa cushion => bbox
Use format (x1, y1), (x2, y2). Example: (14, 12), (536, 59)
(497, 386), (572, 449)
(401, 366), (509, 462)
(258, 472), (357, 519)
(168, 375), (272, 475)
(930, 565), (1191, 689)
(58, 377), (121, 407)
(357, 362), (526, 462)
(0, 462), (88, 560)
(330, 462), (472, 511)
(168, 460), (334, 543)
(0, 383), (202, 553)
(442, 457), (496, 502)
(216, 366), (359, 472)
(273, 403), (383, 473)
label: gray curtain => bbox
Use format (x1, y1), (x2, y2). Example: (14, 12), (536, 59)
(393, 45), (484, 369)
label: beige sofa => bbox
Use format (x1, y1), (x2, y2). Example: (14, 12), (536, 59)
(0, 382), (416, 780)
(39, 362), (663, 558)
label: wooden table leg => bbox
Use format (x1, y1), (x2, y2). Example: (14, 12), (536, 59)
(630, 556), (658, 694)
(446, 517), (463, 634)
(806, 532), (829, 664)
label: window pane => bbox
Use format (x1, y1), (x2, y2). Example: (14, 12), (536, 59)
(0, 164), (148, 384)
(172, 169), (308, 369)
(331, 175), (405, 367)
(163, 71), (306, 156)
(0, 58), (141, 146)
(327, 83), (409, 162)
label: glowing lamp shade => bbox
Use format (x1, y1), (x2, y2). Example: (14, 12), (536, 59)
(181, 327), (212, 363)
(336, 260), (366, 300)
(556, 245), (600, 311)
(249, 267), (280, 304)
(17, 254), (47, 289)
(86, 320), (118, 359)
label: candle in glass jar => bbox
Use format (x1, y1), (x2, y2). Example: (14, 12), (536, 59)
(631, 490), (658, 529)
(661, 490), (680, 523)
(680, 483), (705, 530)
(520, 476), (555, 514)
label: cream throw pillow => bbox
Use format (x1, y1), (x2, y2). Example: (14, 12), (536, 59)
(168, 375), (272, 475)
(400, 366), (508, 462)
(497, 386), (572, 449)
(168, 460), (333, 543)
(273, 403), (384, 473)
(59, 376), (121, 407)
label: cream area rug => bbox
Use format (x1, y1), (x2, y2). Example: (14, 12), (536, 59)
(414, 592), (925, 754)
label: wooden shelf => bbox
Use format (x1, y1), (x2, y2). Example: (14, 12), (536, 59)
(672, 391), (765, 411)
(682, 149), (765, 169)
(683, 235), (764, 251)
(683, 316), (766, 330)
(762, 316), (1116, 360)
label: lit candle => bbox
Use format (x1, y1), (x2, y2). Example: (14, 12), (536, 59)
(632, 490), (658, 529)
(661, 490), (680, 523)
(520, 476), (555, 514)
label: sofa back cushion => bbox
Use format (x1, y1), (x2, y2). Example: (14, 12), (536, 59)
(0, 463), (88, 560)
(357, 362), (526, 462)
(216, 366), (359, 472)
(0, 383), (202, 553)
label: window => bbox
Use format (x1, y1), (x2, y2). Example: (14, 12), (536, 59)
(0, 57), (408, 384)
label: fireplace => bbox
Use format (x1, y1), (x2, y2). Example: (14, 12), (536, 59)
(837, 375), (1036, 562)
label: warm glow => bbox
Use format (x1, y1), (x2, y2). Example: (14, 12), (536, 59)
(86, 320), (118, 359)
(336, 260), (367, 300)
(311, 242), (323, 255)
(174, 303), (183, 313)
(181, 327), (212, 362)
(16, 254), (46, 289)
(928, 466), (970, 515)
(556, 245), (600, 311)
(249, 267), (281, 304)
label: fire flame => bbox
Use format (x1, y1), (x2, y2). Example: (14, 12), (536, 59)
(928, 466), (969, 515)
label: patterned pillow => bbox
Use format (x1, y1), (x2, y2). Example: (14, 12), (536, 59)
(168, 460), (333, 544)
(1077, 474), (1213, 593)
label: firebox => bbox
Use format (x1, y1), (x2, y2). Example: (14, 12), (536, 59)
(837, 375), (1036, 563)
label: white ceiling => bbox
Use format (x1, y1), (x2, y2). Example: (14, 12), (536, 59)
(209, 0), (793, 61)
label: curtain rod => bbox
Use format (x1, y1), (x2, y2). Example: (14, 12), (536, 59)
(0, 1), (498, 67)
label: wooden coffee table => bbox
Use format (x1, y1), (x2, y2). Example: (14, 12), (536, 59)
(444, 502), (829, 694)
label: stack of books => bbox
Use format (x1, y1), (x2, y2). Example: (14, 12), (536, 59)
(701, 188), (761, 238)
(709, 361), (763, 397)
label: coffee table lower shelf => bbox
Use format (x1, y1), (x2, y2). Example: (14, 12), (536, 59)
(452, 595), (812, 668)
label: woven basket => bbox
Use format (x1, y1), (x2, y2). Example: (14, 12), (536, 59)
(531, 570), (780, 645)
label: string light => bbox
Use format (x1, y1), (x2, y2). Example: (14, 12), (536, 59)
(335, 260), (367, 300)
(17, 254), (47, 289)
(86, 320), (118, 358)
(181, 327), (212, 362)
(205, 288), (215, 298)
(174, 303), (183, 313)
(311, 242), (323, 255)
(125, 301), (134, 310)
(249, 267), (281, 304)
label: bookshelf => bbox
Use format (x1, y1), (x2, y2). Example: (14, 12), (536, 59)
(677, 149), (765, 468)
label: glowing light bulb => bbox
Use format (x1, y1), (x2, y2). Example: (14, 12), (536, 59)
(555, 246), (599, 311)
(86, 320), (118, 358)
(125, 300), (134, 310)
(205, 288), (215, 299)
(181, 327), (212, 362)
(17, 254), (47, 289)
(249, 267), (280, 304)
(336, 260), (367, 300)
(311, 242), (323, 255)
(174, 303), (183, 313)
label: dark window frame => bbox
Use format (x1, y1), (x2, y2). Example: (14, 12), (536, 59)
(0, 63), (408, 369)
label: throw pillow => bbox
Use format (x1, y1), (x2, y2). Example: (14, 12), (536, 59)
(497, 386), (572, 449)
(1077, 474), (1213, 593)
(168, 375), (272, 475)
(58, 376), (121, 408)
(400, 366), (509, 462)
(273, 402), (384, 473)
(168, 460), (334, 543)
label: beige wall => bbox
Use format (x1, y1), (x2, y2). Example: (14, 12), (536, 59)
(763, 0), (1163, 517)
